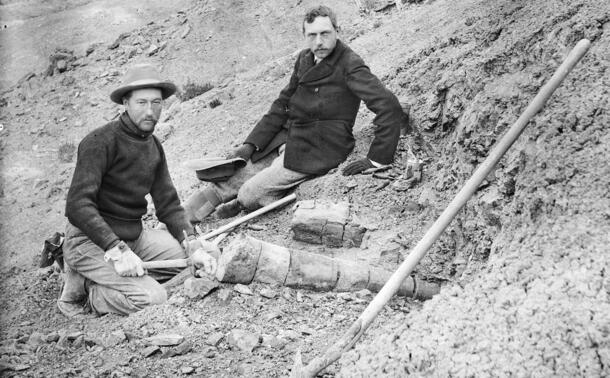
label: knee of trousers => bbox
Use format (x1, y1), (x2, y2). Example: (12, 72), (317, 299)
(143, 285), (168, 307)
(237, 181), (264, 211)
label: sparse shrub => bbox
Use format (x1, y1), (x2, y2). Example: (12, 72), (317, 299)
(58, 142), (76, 163)
(209, 99), (222, 108)
(177, 80), (214, 101)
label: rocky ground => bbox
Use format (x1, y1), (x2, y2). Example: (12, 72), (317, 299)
(0, 0), (608, 376)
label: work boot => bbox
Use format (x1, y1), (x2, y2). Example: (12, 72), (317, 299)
(57, 265), (88, 318)
(183, 187), (223, 223)
(214, 199), (243, 219)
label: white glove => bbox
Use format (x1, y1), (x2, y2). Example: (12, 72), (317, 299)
(191, 249), (218, 276)
(105, 242), (144, 277)
(183, 237), (221, 260)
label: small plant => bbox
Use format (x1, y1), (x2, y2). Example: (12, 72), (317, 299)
(58, 142), (76, 163)
(209, 98), (222, 108)
(177, 79), (213, 101)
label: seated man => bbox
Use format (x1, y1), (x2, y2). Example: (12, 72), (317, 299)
(184, 5), (409, 222)
(59, 64), (218, 317)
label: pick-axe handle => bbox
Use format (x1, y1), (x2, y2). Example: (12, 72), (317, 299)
(142, 258), (190, 269)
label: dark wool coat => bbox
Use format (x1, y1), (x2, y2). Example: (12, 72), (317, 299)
(244, 39), (406, 175)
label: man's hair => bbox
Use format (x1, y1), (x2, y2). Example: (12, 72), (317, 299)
(302, 5), (338, 33)
(122, 92), (133, 103)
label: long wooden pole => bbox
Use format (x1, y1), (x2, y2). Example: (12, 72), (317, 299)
(296, 39), (591, 377)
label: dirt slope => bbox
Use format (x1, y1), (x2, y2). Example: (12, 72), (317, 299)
(338, 0), (610, 376)
(0, 0), (608, 376)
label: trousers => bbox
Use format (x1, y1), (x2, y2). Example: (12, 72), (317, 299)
(214, 146), (311, 210)
(63, 222), (186, 315)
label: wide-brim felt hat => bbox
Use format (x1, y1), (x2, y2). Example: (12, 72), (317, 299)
(110, 64), (177, 104)
(182, 157), (247, 182)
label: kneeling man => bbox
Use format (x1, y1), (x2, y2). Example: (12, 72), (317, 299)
(59, 64), (217, 316)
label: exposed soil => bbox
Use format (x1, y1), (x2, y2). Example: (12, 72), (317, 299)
(0, 0), (608, 376)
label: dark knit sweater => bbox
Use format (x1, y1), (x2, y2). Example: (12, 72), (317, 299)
(65, 112), (193, 250)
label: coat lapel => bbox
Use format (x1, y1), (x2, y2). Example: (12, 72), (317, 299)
(298, 40), (347, 83)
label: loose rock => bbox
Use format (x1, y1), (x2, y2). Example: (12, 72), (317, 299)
(227, 329), (260, 353)
(205, 332), (224, 347)
(260, 288), (277, 299)
(144, 334), (184, 346)
(233, 284), (254, 296)
(184, 276), (219, 299)
(142, 346), (160, 358)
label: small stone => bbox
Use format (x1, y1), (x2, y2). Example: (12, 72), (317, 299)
(404, 201), (421, 212)
(56, 334), (70, 349)
(56, 60), (67, 72)
(172, 340), (193, 356)
(299, 326), (315, 335)
(168, 293), (186, 305)
(12, 364), (30, 371)
(105, 329), (126, 347)
(84, 336), (101, 347)
(144, 334), (184, 346)
(147, 44), (159, 56)
(227, 329), (260, 353)
(67, 332), (84, 340)
(205, 332), (224, 346)
(233, 284), (253, 296)
(203, 347), (216, 358)
(118, 355), (135, 366)
(264, 311), (281, 321)
(345, 180), (358, 189)
(217, 288), (232, 303)
(27, 332), (44, 345)
(180, 24), (191, 39)
(184, 276), (219, 299)
(296, 291), (304, 302)
(354, 289), (372, 299)
(123, 331), (138, 342)
(259, 288), (277, 299)
(261, 334), (288, 349)
(142, 346), (160, 358)
(281, 288), (292, 300)
(181, 366), (195, 374)
(72, 335), (85, 349)
(278, 329), (300, 341)
(337, 292), (354, 301)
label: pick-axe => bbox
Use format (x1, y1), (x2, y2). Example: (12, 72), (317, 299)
(143, 194), (297, 284)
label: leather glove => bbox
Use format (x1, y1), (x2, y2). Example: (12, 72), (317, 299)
(226, 143), (255, 161)
(105, 242), (144, 277)
(191, 248), (218, 276)
(342, 158), (374, 176)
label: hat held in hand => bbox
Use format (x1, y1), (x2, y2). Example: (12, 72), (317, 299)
(110, 64), (177, 104)
(183, 157), (247, 182)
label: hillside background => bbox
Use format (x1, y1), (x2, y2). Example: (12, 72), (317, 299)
(0, 0), (608, 376)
